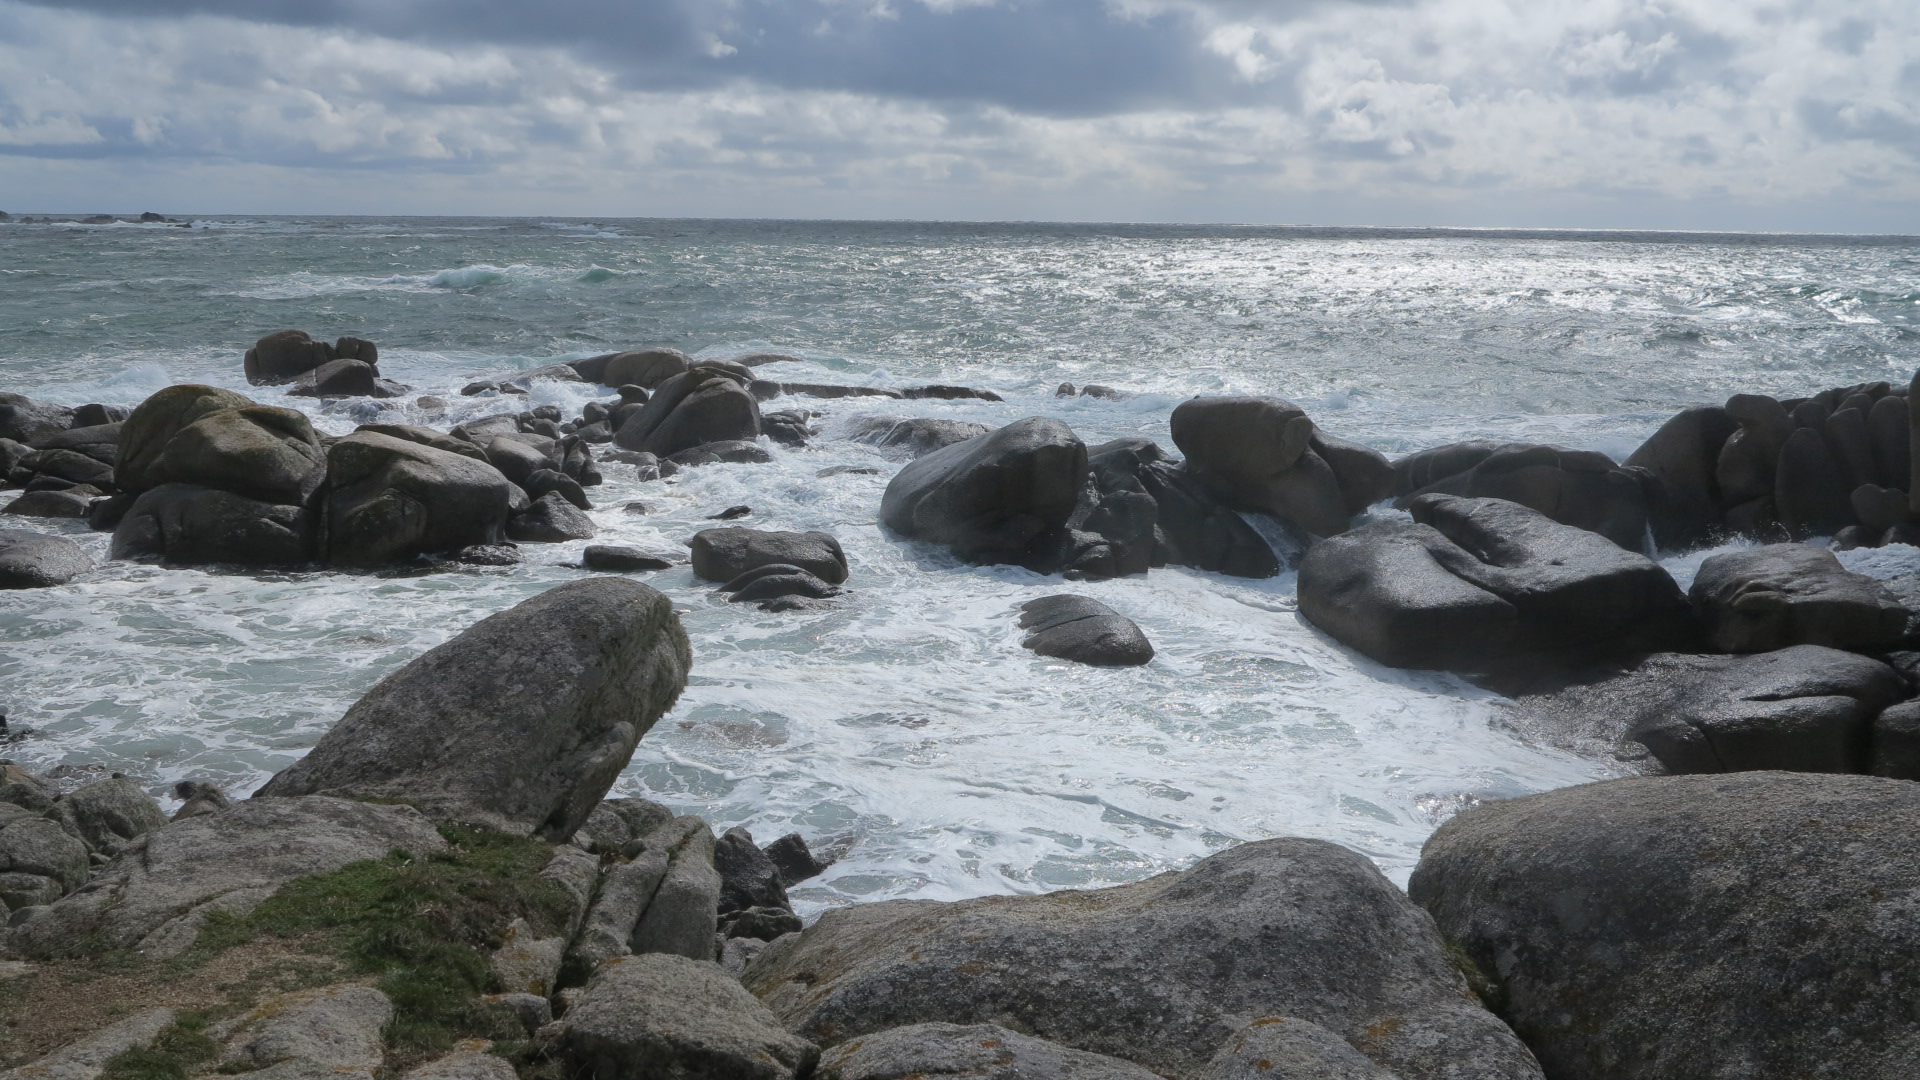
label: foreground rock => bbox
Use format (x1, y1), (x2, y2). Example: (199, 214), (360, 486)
(743, 837), (1542, 1080)
(1688, 543), (1909, 652)
(1298, 521), (1517, 671)
(817, 1023), (1161, 1080)
(0, 801), (89, 910)
(1087, 438), (1278, 579)
(0, 529), (92, 588)
(323, 431), (516, 566)
(7, 796), (447, 958)
(1410, 772), (1920, 1080)
(210, 985), (391, 1077)
(1018, 595), (1153, 666)
(881, 418), (1085, 567)
(0, 393), (77, 447)
(1200, 1018), (1398, 1080)
(112, 484), (313, 566)
(558, 953), (818, 1080)
(256, 578), (691, 841)
(689, 527), (848, 584)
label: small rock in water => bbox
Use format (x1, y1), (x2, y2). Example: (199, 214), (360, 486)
(1018, 595), (1154, 667)
(621, 501), (651, 515)
(708, 505), (752, 520)
(762, 832), (834, 886)
(725, 568), (841, 603)
(416, 396), (446, 411)
(817, 465), (882, 477)
(1056, 382), (1077, 396)
(451, 543), (522, 566)
(4, 489), (92, 518)
(583, 545), (678, 572)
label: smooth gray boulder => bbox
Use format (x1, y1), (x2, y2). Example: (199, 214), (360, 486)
(111, 484), (312, 566)
(114, 385), (257, 493)
(1018, 595), (1153, 666)
(852, 417), (994, 458)
(256, 579), (690, 840)
(689, 527), (848, 584)
(2, 490), (91, 518)
(583, 348), (691, 389)
(1689, 543), (1909, 653)
(1394, 442), (1653, 550)
(572, 797), (677, 855)
(0, 529), (93, 589)
(1297, 520), (1517, 671)
(0, 392), (77, 446)
(1626, 406), (1738, 550)
(355, 423), (488, 462)
(243, 330), (335, 385)
(35, 422), (123, 466)
(19, 448), (114, 488)
(559, 953), (819, 1080)
(742, 837), (1542, 1080)
(6, 796), (447, 958)
(130, 405), (326, 504)
(1086, 438), (1278, 579)
(286, 358), (408, 399)
(505, 492), (597, 543)
(880, 418), (1086, 565)
(763, 832), (833, 886)
(1198, 1018), (1398, 1080)
(1170, 397), (1360, 539)
(322, 431), (516, 566)
(0, 802), (89, 911)
(614, 364), (762, 457)
(582, 545), (677, 572)
(1409, 772), (1920, 1080)
(666, 439), (774, 467)
(818, 1022), (1162, 1080)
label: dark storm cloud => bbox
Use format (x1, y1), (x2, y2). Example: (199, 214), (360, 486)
(16, 0), (1242, 116)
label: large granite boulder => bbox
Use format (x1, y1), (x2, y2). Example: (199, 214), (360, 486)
(0, 392), (76, 446)
(5, 796), (447, 958)
(243, 329), (335, 385)
(880, 418), (1086, 566)
(1409, 772), (1920, 1080)
(322, 431), (516, 566)
(559, 953), (818, 1080)
(575, 347), (691, 389)
(255, 578), (691, 841)
(1199, 1017), (1399, 1080)
(817, 1023), (1162, 1080)
(1393, 442), (1653, 551)
(742, 837), (1543, 1080)
(1297, 520), (1517, 671)
(111, 483), (313, 566)
(613, 363), (762, 456)
(0, 801), (90, 911)
(286, 358), (409, 399)
(689, 527), (849, 584)
(505, 492), (597, 543)
(1087, 438), (1277, 578)
(1688, 543), (1909, 653)
(35, 421), (124, 466)
(19, 447), (114, 489)
(48, 776), (168, 857)
(0, 528), (93, 588)
(1625, 406), (1738, 551)
(1170, 397), (1357, 538)
(115, 384), (256, 493)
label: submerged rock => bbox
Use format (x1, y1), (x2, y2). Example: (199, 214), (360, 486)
(689, 527), (848, 584)
(255, 578), (691, 841)
(852, 417), (993, 458)
(1017, 595), (1154, 667)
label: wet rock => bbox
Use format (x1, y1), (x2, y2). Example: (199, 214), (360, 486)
(1017, 595), (1153, 667)
(1688, 543), (1909, 653)
(0, 1008), (175, 1080)
(170, 780), (230, 821)
(666, 440), (773, 467)
(482, 434), (554, 486)
(762, 833), (833, 886)
(1773, 426), (1853, 537)
(742, 837), (1542, 1080)
(502, 364), (585, 392)
(902, 385), (1003, 402)
(255, 578), (690, 841)
(3, 490), (92, 518)
(525, 463), (596, 509)
(49, 777), (167, 857)
(614, 363), (763, 456)
(817, 465), (882, 478)
(323, 432), (516, 566)
(881, 417), (1085, 566)
(1198, 1017), (1396, 1080)
(852, 417), (994, 458)
(0, 529), (93, 588)
(211, 985), (391, 1076)
(1087, 439), (1278, 579)
(579, 348), (691, 389)
(1395, 442), (1653, 550)
(243, 330), (335, 386)
(1297, 520), (1516, 672)
(817, 1023), (1162, 1080)
(770, 383), (902, 401)
(582, 545), (677, 572)
(0, 392), (77, 446)
(762, 410), (812, 447)
(708, 504), (752, 520)
(450, 543), (521, 566)
(1409, 772), (1920, 1080)
(111, 484), (313, 566)
(723, 565), (841, 603)
(731, 352), (804, 368)
(714, 827), (789, 915)
(558, 953), (818, 1080)
(0, 437), (32, 479)
(690, 527), (849, 584)
(7, 796), (447, 958)
(1869, 393), (1910, 492)
(35, 423), (123, 466)
(506, 492), (597, 543)
(116, 386), (282, 493)
(286, 358), (409, 399)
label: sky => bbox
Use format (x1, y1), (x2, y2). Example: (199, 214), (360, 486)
(0, 0), (1916, 231)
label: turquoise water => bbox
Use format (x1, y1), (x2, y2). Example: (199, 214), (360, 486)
(3, 216), (1918, 908)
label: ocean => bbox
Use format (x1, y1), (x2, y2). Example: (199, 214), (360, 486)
(3, 215), (1918, 913)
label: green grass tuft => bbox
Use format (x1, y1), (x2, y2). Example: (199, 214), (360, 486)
(99, 1015), (218, 1080)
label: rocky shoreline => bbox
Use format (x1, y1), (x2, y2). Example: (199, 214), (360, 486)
(3, 332), (1920, 1077)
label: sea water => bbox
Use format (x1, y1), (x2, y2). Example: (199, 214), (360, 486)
(3, 217), (1918, 912)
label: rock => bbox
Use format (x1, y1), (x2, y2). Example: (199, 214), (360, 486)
(1310, 429), (1394, 515)
(721, 936), (771, 976)
(1688, 543), (1909, 653)
(323, 432), (516, 566)
(762, 410), (812, 447)
(2, 490), (91, 518)
(568, 817), (702, 972)
(880, 418), (1086, 566)
(1169, 396), (1324, 518)
(506, 492), (597, 543)
(481, 434), (552, 486)
(714, 827), (789, 915)
(20, 449), (114, 489)
(0, 437), (32, 478)
(402, 1049), (518, 1080)
(817, 1022), (1163, 1080)
(0, 1008), (175, 1080)
(286, 359), (409, 399)
(356, 423), (488, 462)
(582, 545), (677, 572)
(722, 906), (802, 942)
(731, 352), (804, 368)
(48, 777), (167, 856)
(1626, 406), (1739, 550)
(852, 418), (994, 458)
(1774, 426), (1854, 537)
(1017, 595), (1154, 667)
(482, 993), (554, 1037)
(667, 440), (774, 467)
(1527, 646), (1907, 774)
(1409, 772), (1920, 1080)
(524, 465), (595, 510)
(6, 796), (447, 958)
(212, 985), (391, 1075)
(111, 484), (313, 566)
(771, 383), (903, 400)
(170, 780), (230, 821)
(902, 385), (1003, 402)
(558, 953), (819, 1080)
(614, 364), (763, 456)
(763, 833), (833, 886)
(490, 916), (567, 997)
(115, 385), (257, 490)
(449, 543), (521, 566)
(1087, 439), (1277, 579)
(1406, 494), (1692, 654)
(742, 837), (1542, 1080)
(1297, 520), (1517, 672)
(1395, 442), (1653, 551)
(0, 393), (77, 446)
(723, 566), (842, 603)
(33, 423), (122, 466)
(1873, 700), (1920, 779)
(631, 818), (722, 959)
(708, 505), (753, 521)
(581, 348), (692, 389)
(573, 798), (677, 855)
(503, 364), (585, 391)
(0, 764), (59, 812)
(689, 527), (849, 584)
(0, 529), (93, 588)
(817, 466), (882, 478)
(255, 579), (687, 840)
(1198, 1017), (1397, 1080)
(1869, 393), (1911, 492)
(243, 330), (334, 385)
(0, 802), (89, 910)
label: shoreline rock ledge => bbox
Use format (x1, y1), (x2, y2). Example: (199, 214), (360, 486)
(256, 576), (692, 840)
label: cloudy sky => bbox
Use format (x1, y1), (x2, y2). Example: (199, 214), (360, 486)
(1, 0), (1915, 230)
